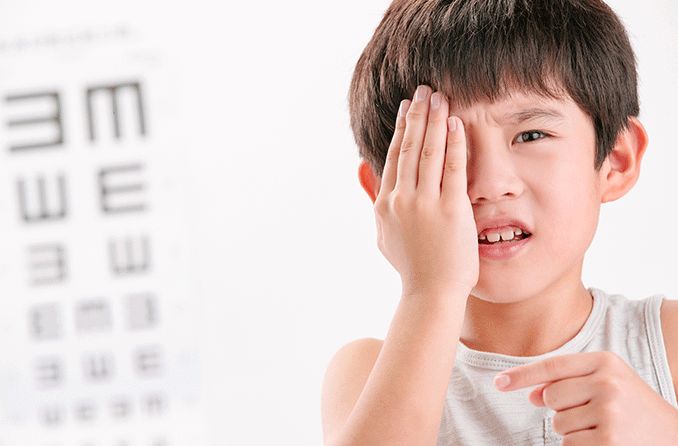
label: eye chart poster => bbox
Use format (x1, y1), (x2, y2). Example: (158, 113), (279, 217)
(0, 16), (210, 446)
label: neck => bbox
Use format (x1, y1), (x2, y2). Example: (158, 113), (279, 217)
(460, 275), (594, 357)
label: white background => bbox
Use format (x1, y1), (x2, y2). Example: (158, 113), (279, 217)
(0, 1), (676, 445)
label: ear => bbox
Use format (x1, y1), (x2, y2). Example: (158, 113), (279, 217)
(599, 117), (649, 203)
(358, 159), (381, 203)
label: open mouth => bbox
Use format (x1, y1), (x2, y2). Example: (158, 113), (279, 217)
(478, 232), (532, 245)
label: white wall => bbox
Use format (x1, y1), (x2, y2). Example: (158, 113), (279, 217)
(0, 1), (675, 445)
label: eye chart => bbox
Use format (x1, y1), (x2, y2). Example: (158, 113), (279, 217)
(0, 24), (210, 446)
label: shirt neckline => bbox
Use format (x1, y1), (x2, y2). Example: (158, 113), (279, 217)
(455, 287), (606, 369)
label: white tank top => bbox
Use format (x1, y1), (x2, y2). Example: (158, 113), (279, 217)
(436, 287), (678, 445)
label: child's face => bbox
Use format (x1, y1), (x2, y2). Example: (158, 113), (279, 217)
(454, 90), (608, 301)
(360, 87), (646, 302)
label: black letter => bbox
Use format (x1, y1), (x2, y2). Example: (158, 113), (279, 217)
(40, 405), (63, 426)
(30, 302), (62, 340)
(17, 174), (68, 222)
(75, 299), (112, 333)
(109, 397), (131, 419)
(126, 292), (158, 329)
(28, 243), (67, 285)
(86, 81), (146, 141)
(108, 235), (151, 275)
(74, 400), (96, 422)
(98, 164), (147, 214)
(143, 393), (166, 415)
(35, 356), (63, 388)
(5, 91), (64, 151)
(134, 345), (162, 377)
(82, 352), (114, 382)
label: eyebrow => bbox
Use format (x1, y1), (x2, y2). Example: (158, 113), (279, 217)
(502, 107), (566, 125)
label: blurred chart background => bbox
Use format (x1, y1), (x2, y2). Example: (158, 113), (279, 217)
(0, 1), (676, 445)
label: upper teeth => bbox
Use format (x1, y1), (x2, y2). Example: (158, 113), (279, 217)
(478, 228), (525, 242)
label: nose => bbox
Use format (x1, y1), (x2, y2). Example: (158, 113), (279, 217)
(466, 131), (525, 204)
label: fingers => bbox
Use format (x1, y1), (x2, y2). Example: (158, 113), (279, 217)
(380, 99), (410, 194)
(396, 85), (431, 191)
(417, 91), (450, 197)
(381, 84), (465, 199)
(440, 114), (468, 200)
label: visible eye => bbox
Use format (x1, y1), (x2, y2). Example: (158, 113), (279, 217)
(515, 130), (548, 143)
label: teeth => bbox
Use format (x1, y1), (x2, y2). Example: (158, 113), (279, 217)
(486, 233), (501, 243)
(500, 230), (515, 241)
(478, 228), (526, 242)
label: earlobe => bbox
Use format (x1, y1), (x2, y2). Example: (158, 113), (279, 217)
(358, 160), (381, 203)
(600, 117), (649, 203)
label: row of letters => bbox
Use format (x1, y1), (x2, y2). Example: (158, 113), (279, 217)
(27, 236), (151, 286)
(35, 346), (163, 388)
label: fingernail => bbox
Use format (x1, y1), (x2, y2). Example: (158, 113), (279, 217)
(447, 116), (458, 132)
(398, 100), (410, 117)
(494, 374), (510, 389)
(430, 92), (441, 109)
(414, 85), (428, 102)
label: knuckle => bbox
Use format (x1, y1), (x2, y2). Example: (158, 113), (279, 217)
(542, 386), (556, 408)
(400, 139), (418, 155)
(406, 109), (426, 121)
(428, 113), (446, 125)
(413, 196), (433, 213)
(374, 197), (388, 214)
(447, 135), (464, 147)
(386, 148), (400, 164)
(543, 357), (560, 375)
(420, 145), (436, 161)
(391, 193), (412, 213)
(444, 158), (463, 173)
(598, 376), (622, 396)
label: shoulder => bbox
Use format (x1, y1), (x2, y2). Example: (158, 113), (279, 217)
(659, 297), (678, 400)
(320, 337), (383, 444)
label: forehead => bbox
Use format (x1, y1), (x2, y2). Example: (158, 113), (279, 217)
(450, 90), (580, 126)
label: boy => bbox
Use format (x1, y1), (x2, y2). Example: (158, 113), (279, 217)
(321, 0), (678, 445)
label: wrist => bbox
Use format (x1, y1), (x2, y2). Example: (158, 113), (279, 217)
(401, 283), (472, 302)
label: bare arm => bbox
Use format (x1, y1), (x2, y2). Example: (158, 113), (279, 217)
(321, 289), (468, 445)
(322, 85), (477, 445)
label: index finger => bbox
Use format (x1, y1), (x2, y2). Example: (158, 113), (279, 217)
(494, 352), (599, 391)
(380, 99), (410, 194)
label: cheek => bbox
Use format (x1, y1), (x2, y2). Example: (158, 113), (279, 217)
(533, 163), (599, 257)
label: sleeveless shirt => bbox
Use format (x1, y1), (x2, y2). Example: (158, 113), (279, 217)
(436, 287), (678, 445)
